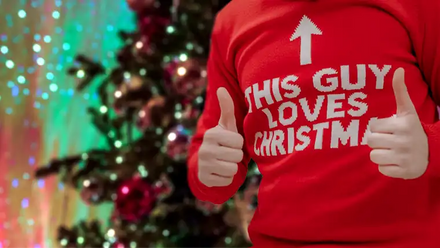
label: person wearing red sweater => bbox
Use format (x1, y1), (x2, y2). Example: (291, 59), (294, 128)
(187, 0), (440, 247)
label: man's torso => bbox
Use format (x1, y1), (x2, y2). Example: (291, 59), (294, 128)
(215, 0), (440, 246)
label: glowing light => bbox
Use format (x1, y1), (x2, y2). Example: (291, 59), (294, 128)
(121, 186), (129, 194)
(177, 67), (186, 76)
(18, 10), (26, 18)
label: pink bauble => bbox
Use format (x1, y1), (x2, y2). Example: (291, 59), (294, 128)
(115, 177), (156, 222)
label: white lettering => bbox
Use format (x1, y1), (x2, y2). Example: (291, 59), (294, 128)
(261, 131), (273, 156)
(296, 126), (311, 151)
(244, 87), (253, 114)
(369, 65), (391, 89)
(279, 101), (298, 126)
(271, 78), (283, 102)
(341, 64), (366, 90)
(313, 122), (329, 149)
(262, 108), (278, 128)
(313, 68), (338, 92)
(348, 92), (368, 117)
(254, 132), (262, 156)
(287, 127), (295, 153)
(251, 119), (373, 156)
(361, 117), (378, 145)
(331, 120), (360, 148)
(253, 80), (274, 109)
(299, 96), (325, 122)
(327, 94), (345, 119)
(281, 75), (301, 98)
(271, 130), (286, 155)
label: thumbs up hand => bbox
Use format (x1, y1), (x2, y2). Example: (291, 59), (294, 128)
(198, 87), (245, 187)
(367, 68), (429, 179)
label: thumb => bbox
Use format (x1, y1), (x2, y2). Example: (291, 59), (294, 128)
(392, 67), (416, 115)
(217, 87), (238, 132)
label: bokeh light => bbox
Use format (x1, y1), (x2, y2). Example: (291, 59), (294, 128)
(0, 1), (135, 247)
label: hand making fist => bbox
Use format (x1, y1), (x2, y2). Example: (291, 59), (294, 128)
(198, 87), (245, 187)
(367, 68), (429, 179)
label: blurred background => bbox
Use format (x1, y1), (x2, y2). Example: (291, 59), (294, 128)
(0, 0), (260, 247)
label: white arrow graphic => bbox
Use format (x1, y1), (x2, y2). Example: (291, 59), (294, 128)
(290, 15), (322, 66)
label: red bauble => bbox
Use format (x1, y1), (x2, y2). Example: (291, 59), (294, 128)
(136, 96), (171, 130)
(136, 16), (170, 53)
(164, 125), (193, 162)
(111, 242), (126, 248)
(164, 59), (207, 101)
(115, 177), (156, 222)
(113, 75), (149, 115)
(127, 0), (155, 12)
(196, 199), (223, 215)
(153, 174), (174, 200)
(138, 16), (169, 37)
(79, 176), (105, 205)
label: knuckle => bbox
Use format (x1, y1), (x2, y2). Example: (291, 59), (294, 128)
(398, 143), (411, 153)
(400, 136), (411, 146)
(369, 119), (382, 132)
(223, 177), (233, 186)
(202, 177), (215, 187)
(198, 145), (209, 158)
(369, 123), (378, 133)
(366, 135), (374, 147)
(378, 166), (385, 175)
(235, 134), (245, 147)
(397, 156), (407, 167)
(237, 150), (244, 161)
(378, 166), (394, 178)
(231, 150), (244, 163)
(230, 164), (239, 174)
(369, 150), (378, 164)
(204, 127), (221, 141)
(221, 162), (237, 175)
(198, 159), (212, 173)
(199, 144), (216, 158)
(198, 172), (208, 185)
(396, 121), (410, 132)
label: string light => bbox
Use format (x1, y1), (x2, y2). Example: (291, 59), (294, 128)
(1, 1), (137, 247)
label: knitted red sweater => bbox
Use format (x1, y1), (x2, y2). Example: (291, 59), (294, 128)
(188, 0), (440, 247)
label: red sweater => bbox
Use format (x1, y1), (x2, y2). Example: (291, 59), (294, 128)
(188, 0), (440, 247)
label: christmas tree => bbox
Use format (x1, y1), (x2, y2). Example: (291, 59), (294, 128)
(34, 0), (260, 247)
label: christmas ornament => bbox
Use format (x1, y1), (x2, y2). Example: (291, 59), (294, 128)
(79, 175), (105, 205)
(181, 105), (202, 124)
(115, 177), (156, 222)
(116, 75), (143, 94)
(138, 16), (169, 41)
(195, 199), (223, 215)
(136, 96), (172, 129)
(113, 75), (151, 114)
(131, 35), (152, 56)
(163, 125), (193, 162)
(111, 242), (126, 248)
(164, 59), (207, 101)
(126, 0), (155, 12)
(115, 35), (149, 64)
(130, 16), (170, 56)
(153, 174), (174, 200)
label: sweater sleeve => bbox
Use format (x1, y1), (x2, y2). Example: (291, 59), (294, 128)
(187, 18), (250, 204)
(418, 0), (440, 177)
